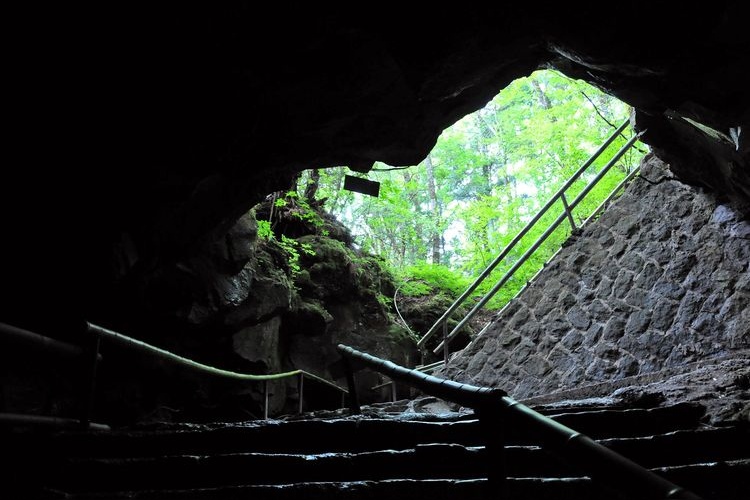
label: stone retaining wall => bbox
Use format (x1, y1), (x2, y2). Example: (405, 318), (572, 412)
(438, 155), (749, 399)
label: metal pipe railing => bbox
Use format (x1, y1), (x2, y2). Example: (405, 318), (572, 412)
(337, 344), (703, 500)
(0, 412), (110, 431)
(1, 321), (348, 426)
(86, 322), (347, 392)
(0, 322), (97, 361)
(87, 322), (348, 418)
(433, 130), (643, 355)
(417, 119), (630, 350)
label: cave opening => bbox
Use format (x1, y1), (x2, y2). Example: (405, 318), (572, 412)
(250, 69), (647, 370)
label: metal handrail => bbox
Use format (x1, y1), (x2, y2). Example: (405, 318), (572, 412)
(433, 130), (644, 355)
(87, 322), (349, 419)
(417, 119), (630, 350)
(337, 344), (703, 500)
(0, 321), (348, 425)
(419, 120), (643, 358)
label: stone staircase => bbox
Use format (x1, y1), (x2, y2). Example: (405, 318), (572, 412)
(5, 401), (748, 500)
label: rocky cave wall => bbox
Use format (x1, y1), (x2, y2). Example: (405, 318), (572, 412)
(439, 155), (749, 399)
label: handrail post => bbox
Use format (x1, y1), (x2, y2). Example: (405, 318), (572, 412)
(560, 192), (577, 230)
(297, 373), (304, 414)
(390, 380), (397, 402)
(342, 357), (360, 414)
(263, 380), (269, 419)
(442, 322), (449, 365)
(80, 323), (102, 429)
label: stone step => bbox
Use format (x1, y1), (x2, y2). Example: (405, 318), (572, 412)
(39, 427), (748, 493)
(600, 426), (749, 468)
(32, 461), (750, 500)
(7, 402), (706, 459)
(538, 401), (706, 439)
(31, 478), (627, 500)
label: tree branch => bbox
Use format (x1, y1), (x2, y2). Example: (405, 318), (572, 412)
(581, 91), (649, 154)
(581, 91), (617, 129)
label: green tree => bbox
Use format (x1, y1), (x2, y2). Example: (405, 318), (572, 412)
(291, 69), (646, 313)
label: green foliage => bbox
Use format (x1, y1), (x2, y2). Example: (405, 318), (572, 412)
(278, 235), (304, 277)
(293, 69), (647, 312)
(257, 219), (274, 240)
(283, 190), (330, 236)
(398, 263), (470, 298)
(255, 205), (318, 278)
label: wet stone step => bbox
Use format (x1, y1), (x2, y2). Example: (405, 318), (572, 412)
(12, 402), (708, 459)
(44, 426), (748, 493)
(42, 461), (748, 500)
(41, 477), (622, 500)
(600, 426), (750, 467)
(47, 444), (571, 492)
(655, 459), (750, 500)
(537, 402), (707, 440)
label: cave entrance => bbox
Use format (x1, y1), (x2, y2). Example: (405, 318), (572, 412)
(251, 69), (646, 371)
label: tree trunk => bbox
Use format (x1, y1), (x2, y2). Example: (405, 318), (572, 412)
(304, 169), (320, 201)
(425, 154), (441, 265)
(529, 78), (552, 110)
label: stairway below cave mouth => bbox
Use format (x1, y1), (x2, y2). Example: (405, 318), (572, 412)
(5, 401), (748, 500)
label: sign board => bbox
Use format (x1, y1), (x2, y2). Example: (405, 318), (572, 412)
(343, 175), (380, 197)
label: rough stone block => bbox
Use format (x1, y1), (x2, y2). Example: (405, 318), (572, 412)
(615, 354), (640, 378)
(613, 270), (634, 298)
(518, 322), (543, 343)
(598, 229), (615, 247)
(622, 253), (645, 274)
(673, 291), (706, 330)
(583, 323), (603, 347)
(567, 307), (591, 330)
(525, 355), (552, 377)
(663, 252), (697, 282)
(561, 330), (584, 350)
(578, 287), (597, 303)
(650, 297), (679, 331)
(602, 317), (627, 341)
(546, 345), (571, 366)
(614, 214), (640, 238)
(634, 262), (662, 290)
(507, 306), (531, 330)
(625, 309), (651, 336)
(593, 343), (622, 362)
(560, 365), (585, 387)
(559, 270), (582, 291)
(560, 291), (577, 309)
(609, 237), (628, 259)
(700, 290), (729, 314)
(510, 338), (535, 364)
(499, 332), (522, 349)
(597, 275), (614, 297)
(585, 357), (616, 378)
(589, 299), (612, 322)
(580, 268), (602, 289)
(690, 312), (718, 335)
(568, 251), (589, 268)
(624, 287), (648, 307)
(653, 280), (686, 301)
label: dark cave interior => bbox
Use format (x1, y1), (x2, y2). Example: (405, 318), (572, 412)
(2, 3), (748, 419)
